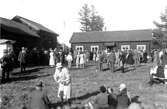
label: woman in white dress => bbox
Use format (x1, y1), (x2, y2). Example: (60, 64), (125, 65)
(66, 52), (73, 68)
(76, 52), (80, 68)
(80, 52), (85, 68)
(49, 49), (55, 67)
(54, 63), (71, 100)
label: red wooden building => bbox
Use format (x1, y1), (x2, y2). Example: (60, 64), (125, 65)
(70, 29), (154, 53)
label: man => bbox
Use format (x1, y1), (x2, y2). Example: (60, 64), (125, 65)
(107, 50), (116, 73)
(18, 47), (27, 73)
(29, 81), (51, 109)
(119, 51), (126, 73)
(0, 49), (12, 83)
(117, 83), (131, 109)
(93, 86), (109, 109)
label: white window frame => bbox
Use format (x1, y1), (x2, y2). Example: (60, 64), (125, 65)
(75, 46), (84, 52)
(121, 45), (130, 51)
(136, 45), (146, 51)
(91, 45), (99, 52)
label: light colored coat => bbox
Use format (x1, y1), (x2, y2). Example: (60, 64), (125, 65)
(54, 67), (71, 99)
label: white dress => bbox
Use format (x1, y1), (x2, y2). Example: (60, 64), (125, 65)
(49, 51), (55, 66)
(54, 67), (71, 99)
(80, 54), (84, 64)
(66, 54), (73, 62)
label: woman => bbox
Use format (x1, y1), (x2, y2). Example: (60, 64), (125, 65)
(80, 52), (85, 68)
(76, 52), (80, 68)
(54, 63), (71, 101)
(66, 52), (73, 68)
(49, 49), (55, 67)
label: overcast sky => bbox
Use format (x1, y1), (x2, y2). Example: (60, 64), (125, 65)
(0, 0), (166, 46)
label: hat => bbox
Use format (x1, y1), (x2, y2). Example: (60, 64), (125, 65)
(56, 63), (63, 68)
(36, 81), (43, 87)
(119, 83), (126, 91)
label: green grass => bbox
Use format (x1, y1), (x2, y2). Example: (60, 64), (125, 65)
(1, 63), (167, 109)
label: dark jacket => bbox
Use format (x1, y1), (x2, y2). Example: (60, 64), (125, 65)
(116, 89), (130, 109)
(94, 93), (109, 109)
(0, 54), (13, 71)
(18, 51), (27, 63)
(29, 89), (51, 109)
(108, 93), (117, 109)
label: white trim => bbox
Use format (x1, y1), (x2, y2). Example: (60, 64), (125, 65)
(121, 45), (130, 51)
(90, 45), (99, 52)
(75, 46), (84, 52)
(136, 45), (146, 51)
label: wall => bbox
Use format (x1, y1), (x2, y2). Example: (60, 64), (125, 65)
(71, 40), (151, 53)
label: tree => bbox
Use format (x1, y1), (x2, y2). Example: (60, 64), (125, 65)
(78, 4), (105, 32)
(78, 4), (91, 32)
(154, 7), (167, 31)
(153, 7), (167, 48)
(90, 5), (104, 31)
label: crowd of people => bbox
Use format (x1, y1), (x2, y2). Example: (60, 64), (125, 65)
(1, 46), (167, 109)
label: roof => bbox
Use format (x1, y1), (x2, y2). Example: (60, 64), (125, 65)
(0, 17), (39, 37)
(0, 39), (15, 44)
(12, 16), (59, 36)
(70, 29), (153, 43)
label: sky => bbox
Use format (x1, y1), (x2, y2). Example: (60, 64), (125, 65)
(0, 0), (167, 46)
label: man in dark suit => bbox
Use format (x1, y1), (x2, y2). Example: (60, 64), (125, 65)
(93, 86), (109, 109)
(29, 81), (51, 109)
(18, 47), (27, 73)
(119, 51), (126, 73)
(107, 50), (116, 73)
(0, 49), (14, 83)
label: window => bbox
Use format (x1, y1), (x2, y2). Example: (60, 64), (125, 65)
(91, 45), (99, 52)
(75, 46), (84, 52)
(121, 45), (130, 51)
(136, 45), (146, 51)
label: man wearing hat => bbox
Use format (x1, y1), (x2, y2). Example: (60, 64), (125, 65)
(18, 47), (27, 73)
(29, 81), (51, 109)
(116, 83), (131, 109)
(0, 49), (11, 83)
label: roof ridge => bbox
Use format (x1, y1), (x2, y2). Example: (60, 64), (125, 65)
(73, 29), (153, 34)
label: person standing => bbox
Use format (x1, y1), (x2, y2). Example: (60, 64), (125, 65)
(80, 52), (85, 68)
(49, 49), (55, 67)
(29, 81), (51, 109)
(119, 51), (126, 73)
(18, 47), (27, 73)
(0, 50), (12, 83)
(66, 52), (73, 68)
(76, 52), (80, 68)
(54, 63), (71, 101)
(107, 50), (116, 73)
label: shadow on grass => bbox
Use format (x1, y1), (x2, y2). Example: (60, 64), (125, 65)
(12, 67), (45, 76)
(1, 74), (51, 84)
(51, 90), (100, 108)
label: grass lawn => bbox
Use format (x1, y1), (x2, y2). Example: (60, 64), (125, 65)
(1, 62), (167, 109)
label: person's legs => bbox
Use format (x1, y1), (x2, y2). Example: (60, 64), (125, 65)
(1, 69), (5, 83)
